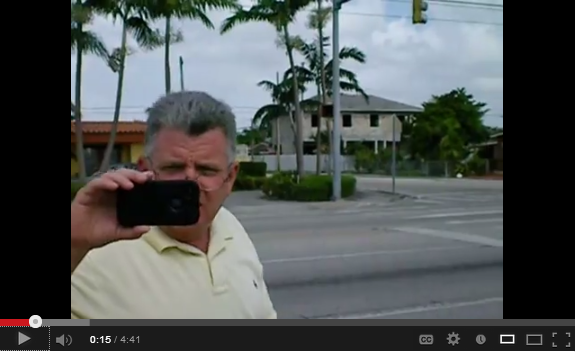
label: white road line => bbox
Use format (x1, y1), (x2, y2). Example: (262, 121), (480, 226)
(446, 218), (503, 225)
(261, 245), (469, 264)
(324, 297), (503, 319)
(415, 199), (446, 205)
(394, 227), (503, 247)
(405, 210), (503, 219)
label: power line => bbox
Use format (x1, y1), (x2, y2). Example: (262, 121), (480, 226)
(385, 0), (503, 10)
(341, 11), (502, 25)
(429, 0), (503, 9)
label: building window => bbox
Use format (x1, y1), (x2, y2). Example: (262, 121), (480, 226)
(370, 114), (379, 127)
(343, 114), (352, 127)
(83, 145), (122, 176)
(311, 114), (318, 127)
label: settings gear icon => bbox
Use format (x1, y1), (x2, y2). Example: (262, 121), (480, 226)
(447, 332), (460, 346)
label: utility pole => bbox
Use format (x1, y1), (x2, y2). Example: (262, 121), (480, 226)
(331, 0), (350, 200)
(179, 56), (185, 91)
(392, 114), (397, 194)
(275, 71), (281, 172)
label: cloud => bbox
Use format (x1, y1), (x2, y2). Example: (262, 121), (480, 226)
(71, 0), (503, 128)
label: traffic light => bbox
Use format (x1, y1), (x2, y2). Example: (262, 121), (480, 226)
(412, 0), (428, 24)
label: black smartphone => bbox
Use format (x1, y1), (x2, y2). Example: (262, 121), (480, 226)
(116, 180), (200, 227)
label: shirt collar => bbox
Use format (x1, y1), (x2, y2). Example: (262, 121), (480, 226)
(143, 207), (234, 255)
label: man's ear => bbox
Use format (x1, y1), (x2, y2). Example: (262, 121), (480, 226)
(229, 161), (239, 182)
(226, 161), (240, 193)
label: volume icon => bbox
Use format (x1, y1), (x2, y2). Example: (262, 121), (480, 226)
(55, 334), (72, 346)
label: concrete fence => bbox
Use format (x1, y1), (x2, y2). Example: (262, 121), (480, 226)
(251, 154), (458, 177)
(251, 154), (355, 173)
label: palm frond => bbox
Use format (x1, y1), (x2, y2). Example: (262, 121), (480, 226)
(338, 46), (366, 63)
(125, 16), (164, 50)
(71, 29), (110, 59)
(252, 103), (288, 128)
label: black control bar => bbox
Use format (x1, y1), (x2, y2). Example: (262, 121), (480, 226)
(0, 326), (572, 351)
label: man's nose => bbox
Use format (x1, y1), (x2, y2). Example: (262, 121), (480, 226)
(184, 166), (199, 181)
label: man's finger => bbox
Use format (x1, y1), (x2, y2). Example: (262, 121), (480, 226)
(84, 177), (120, 193)
(116, 226), (150, 240)
(103, 172), (135, 190)
(113, 168), (152, 184)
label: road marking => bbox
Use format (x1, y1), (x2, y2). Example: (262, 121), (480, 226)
(405, 209), (503, 219)
(324, 297), (503, 319)
(394, 227), (503, 247)
(261, 245), (469, 264)
(415, 199), (446, 204)
(446, 218), (503, 225)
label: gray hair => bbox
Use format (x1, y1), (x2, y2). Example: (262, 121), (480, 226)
(144, 91), (237, 161)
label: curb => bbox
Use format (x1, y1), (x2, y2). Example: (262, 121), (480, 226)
(377, 190), (422, 200)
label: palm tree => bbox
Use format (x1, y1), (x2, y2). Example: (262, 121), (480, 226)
(150, 0), (239, 93)
(220, 0), (312, 179)
(293, 37), (368, 173)
(99, 1), (164, 171)
(252, 72), (307, 171)
(308, 0), (329, 174)
(71, 0), (110, 181)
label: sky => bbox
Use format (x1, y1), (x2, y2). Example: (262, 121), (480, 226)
(71, 0), (504, 130)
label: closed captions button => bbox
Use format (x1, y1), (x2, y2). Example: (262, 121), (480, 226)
(419, 334), (434, 345)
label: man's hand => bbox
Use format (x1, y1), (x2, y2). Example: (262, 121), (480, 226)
(71, 169), (153, 273)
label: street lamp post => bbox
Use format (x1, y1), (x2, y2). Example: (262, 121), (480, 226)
(331, 0), (349, 200)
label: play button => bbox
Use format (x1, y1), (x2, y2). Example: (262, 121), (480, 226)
(18, 332), (30, 345)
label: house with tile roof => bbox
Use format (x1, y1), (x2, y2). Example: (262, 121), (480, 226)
(271, 93), (422, 154)
(71, 121), (146, 177)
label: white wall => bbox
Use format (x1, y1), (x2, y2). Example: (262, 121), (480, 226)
(252, 154), (355, 173)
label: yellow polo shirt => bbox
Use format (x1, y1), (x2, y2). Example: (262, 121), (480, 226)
(71, 207), (276, 319)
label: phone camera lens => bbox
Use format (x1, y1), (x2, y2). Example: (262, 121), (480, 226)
(169, 198), (183, 213)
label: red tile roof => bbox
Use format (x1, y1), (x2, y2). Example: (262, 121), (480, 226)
(71, 121), (147, 134)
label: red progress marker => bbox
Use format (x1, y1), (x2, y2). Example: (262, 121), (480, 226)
(0, 319), (30, 326)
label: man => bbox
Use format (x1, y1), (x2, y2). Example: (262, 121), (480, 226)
(71, 91), (276, 319)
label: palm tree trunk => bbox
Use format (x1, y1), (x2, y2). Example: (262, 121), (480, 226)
(315, 85), (322, 175)
(74, 21), (87, 182)
(164, 16), (172, 94)
(318, 0), (332, 175)
(283, 26), (304, 179)
(100, 23), (128, 172)
(275, 117), (281, 171)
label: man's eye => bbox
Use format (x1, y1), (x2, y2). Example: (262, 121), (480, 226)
(199, 169), (218, 175)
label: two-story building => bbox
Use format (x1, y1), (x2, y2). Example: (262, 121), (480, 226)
(271, 93), (422, 154)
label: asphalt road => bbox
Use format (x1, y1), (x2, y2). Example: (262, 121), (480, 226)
(225, 178), (503, 319)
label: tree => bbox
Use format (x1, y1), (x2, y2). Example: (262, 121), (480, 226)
(71, 0), (111, 181)
(408, 88), (490, 161)
(294, 36), (368, 174)
(99, 0), (164, 172)
(236, 127), (265, 151)
(253, 72), (307, 171)
(221, 0), (312, 179)
(150, 0), (239, 94)
(304, 0), (329, 174)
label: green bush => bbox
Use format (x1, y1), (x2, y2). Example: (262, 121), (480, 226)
(238, 161), (267, 177)
(233, 175), (266, 191)
(262, 173), (356, 202)
(71, 181), (85, 201)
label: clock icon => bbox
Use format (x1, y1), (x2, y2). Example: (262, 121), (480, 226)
(551, 332), (571, 348)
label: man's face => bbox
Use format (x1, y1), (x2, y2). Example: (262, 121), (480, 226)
(144, 128), (238, 230)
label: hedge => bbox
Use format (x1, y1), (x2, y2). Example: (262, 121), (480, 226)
(261, 172), (357, 202)
(232, 175), (266, 191)
(238, 161), (267, 177)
